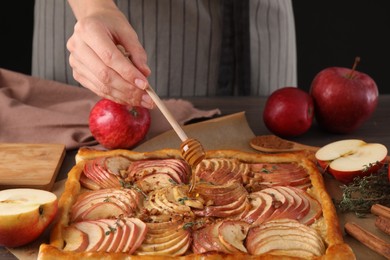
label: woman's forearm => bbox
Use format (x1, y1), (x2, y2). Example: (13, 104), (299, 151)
(67, 0), (118, 20)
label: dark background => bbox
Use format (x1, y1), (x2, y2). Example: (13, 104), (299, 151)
(1, 1), (389, 94)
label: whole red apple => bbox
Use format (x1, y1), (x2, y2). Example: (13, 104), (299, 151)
(263, 87), (314, 137)
(89, 99), (151, 149)
(310, 58), (378, 134)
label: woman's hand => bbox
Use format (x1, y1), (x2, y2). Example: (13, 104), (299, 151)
(66, 0), (153, 108)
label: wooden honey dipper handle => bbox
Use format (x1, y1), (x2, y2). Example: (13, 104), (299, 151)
(116, 44), (188, 141)
(144, 86), (188, 141)
(146, 86), (205, 168)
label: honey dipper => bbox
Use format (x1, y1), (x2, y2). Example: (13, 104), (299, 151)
(145, 86), (205, 193)
(144, 86), (205, 167)
(117, 45), (205, 192)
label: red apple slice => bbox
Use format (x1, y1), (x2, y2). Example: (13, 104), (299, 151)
(71, 191), (128, 221)
(117, 219), (136, 253)
(79, 172), (101, 190)
(83, 160), (107, 188)
(127, 159), (190, 185)
(114, 219), (130, 253)
(252, 192), (275, 225)
(241, 192), (266, 223)
(104, 156), (132, 177)
(97, 219), (124, 252)
(73, 221), (105, 251)
(246, 219), (325, 256)
(218, 220), (250, 253)
(167, 233), (191, 256)
(278, 186), (315, 222)
(135, 173), (179, 194)
(288, 187), (310, 220)
(125, 218), (147, 254)
(62, 226), (89, 252)
(315, 139), (387, 183)
(71, 188), (142, 222)
(82, 202), (125, 222)
(83, 158), (122, 189)
(260, 187), (288, 220)
(195, 158), (245, 185)
(191, 227), (211, 254)
(143, 227), (183, 243)
(137, 230), (188, 254)
(91, 220), (114, 252)
(207, 221), (231, 253)
(192, 221), (229, 254)
(92, 158), (122, 188)
(298, 193), (323, 225)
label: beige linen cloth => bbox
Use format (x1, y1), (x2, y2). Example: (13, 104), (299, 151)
(0, 68), (221, 150)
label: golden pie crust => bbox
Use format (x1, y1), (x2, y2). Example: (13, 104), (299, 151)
(38, 148), (355, 259)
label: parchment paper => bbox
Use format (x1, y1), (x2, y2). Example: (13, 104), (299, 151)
(8, 112), (387, 260)
(135, 112), (256, 153)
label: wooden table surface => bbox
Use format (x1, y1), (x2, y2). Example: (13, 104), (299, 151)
(2, 95), (389, 259)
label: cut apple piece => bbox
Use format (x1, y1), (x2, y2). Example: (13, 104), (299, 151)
(194, 158), (246, 185)
(137, 231), (187, 253)
(125, 218), (148, 254)
(117, 219), (136, 253)
(241, 192), (266, 223)
(192, 221), (228, 254)
(91, 220), (114, 252)
(315, 139), (388, 183)
(0, 188), (58, 247)
(251, 192), (275, 225)
(79, 173), (101, 190)
(246, 219), (325, 257)
(80, 202), (125, 221)
(73, 221), (105, 252)
(100, 219), (124, 252)
(62, 226), (89, 252)
(104, 156), (132, 177)
(83, 158), (122, 189)
(71, 188), (142, 222)
(218, 220), (250, 253)
(298, 193), (323, 225)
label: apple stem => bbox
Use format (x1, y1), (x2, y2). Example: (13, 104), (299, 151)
(348, 57), (360, 79)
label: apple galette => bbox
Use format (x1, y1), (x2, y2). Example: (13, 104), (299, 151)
(38, 148), (355, 259)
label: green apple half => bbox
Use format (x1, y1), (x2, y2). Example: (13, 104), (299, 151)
(0, 188), (58, 247)
(315, 139), (388, 184)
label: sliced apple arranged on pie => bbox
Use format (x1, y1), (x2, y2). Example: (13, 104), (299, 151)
(37, 148), (356, 259)
(315, 139), (388, 183)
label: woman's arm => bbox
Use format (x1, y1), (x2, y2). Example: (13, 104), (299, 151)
(66, 0), (153, 108)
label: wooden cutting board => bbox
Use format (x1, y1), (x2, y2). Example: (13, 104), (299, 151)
(0, 143), (65, 191)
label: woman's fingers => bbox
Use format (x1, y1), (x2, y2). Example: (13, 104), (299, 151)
(66, 12), (154, 108)
(69, 49), (153, 109)
(72, 18), (150, 89)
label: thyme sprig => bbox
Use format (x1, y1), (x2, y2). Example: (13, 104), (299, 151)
(119, 180), (148, 198)
(178, 197), (189, 205)
(183, 221), (204, 230)
(335, 164), (390, 216)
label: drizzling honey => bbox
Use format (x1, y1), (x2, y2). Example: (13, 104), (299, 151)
(180, 138), (205, 194)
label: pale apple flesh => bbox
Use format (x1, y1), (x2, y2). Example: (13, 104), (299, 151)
(0, 189), (58, 247)
(315, 139), (388, 183)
